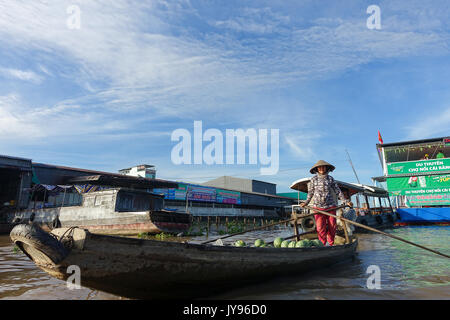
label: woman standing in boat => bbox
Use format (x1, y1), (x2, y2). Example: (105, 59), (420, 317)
(300, 160), (351, 246)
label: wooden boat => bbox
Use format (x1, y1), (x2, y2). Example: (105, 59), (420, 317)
(10, 223), (358, 299)
(289, 178), (398, 233)
(7, 186), (191, 235)
(2, 174), (192, 235)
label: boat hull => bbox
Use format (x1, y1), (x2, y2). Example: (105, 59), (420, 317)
(3, 209), (191, 235)
(395, 208), (450, 225)
(12, 226), (358, 299)
(354, 212), (398, 233)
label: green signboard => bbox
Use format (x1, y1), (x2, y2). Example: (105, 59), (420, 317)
(387, 174), (450, 206)
(387, 158), (450, 175)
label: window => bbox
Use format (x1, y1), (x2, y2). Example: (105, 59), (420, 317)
(117, 194), (134, 211)
(94, 195), (102, 206)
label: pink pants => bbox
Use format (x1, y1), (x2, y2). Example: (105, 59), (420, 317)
(314, 207), (337, 245)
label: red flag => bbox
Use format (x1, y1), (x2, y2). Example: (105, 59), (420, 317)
(378, 130), (384, 144)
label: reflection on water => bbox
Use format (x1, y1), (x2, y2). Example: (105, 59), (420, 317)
(0, 236), (124, 300)
(0, 226), (449, 299)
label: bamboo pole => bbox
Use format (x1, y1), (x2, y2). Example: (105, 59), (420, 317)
(292, 207), (300, 241)
(303, 205), (450, 259)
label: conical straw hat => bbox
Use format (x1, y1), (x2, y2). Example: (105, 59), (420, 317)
(310, 160), (335, 174)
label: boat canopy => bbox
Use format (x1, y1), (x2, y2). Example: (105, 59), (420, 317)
(290, 178), (390, 198)
(68, 175), (178, 190)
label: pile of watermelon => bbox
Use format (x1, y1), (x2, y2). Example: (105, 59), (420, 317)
(273, 237), (324, 248)
(233, 237), (325, 248)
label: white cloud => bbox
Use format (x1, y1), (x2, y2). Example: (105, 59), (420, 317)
(0, 94), (43, 139)
(0, 68), (43, 84)
(404, 107), (450, 139)
(0, 93), (161, 144)
(0, 0), (448, 154)
(284, 135), (318, 161)
(0, 0), (447, 119)
(214, 7), (290, 34)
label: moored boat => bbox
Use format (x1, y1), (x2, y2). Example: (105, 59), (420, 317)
(6, 175), (191, 235)
(373, 136), (450, 225)
(10, 223), (358, 299)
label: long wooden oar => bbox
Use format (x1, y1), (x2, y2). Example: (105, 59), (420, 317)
(201, 205), (346, 245)
(304, 205), (450, 259)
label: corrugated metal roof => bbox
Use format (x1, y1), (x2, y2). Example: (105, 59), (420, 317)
(377, 136), (448, 148)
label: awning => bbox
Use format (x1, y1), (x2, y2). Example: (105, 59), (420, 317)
(290, 178), (389, 198)
(30, 184), (76, 196)
(68, 175), (178, 189)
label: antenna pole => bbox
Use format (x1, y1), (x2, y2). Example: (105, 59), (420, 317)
(345, 149), (361, 208)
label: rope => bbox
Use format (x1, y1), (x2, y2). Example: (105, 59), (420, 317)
(57, 226), (79, 250)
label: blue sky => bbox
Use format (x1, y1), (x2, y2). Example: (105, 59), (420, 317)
(0, 0), (449, 192)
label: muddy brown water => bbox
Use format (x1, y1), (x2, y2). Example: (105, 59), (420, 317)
(0, 226), (449, 300)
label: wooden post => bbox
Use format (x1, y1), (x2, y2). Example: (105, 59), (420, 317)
(378, 197), (384, 214)
(226, 217), (229, 233)
(387, 196), (394, 213)
(253, 217), (256, 228)
(364, 195), (372, 215)
(292, 207), (299, 241)
(216, 216), (219, 230)
(341, 217), (350, 244)
(207, 216), (210, 236)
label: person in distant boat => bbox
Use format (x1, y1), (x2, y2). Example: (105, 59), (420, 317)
(337, 205), (357, 236)
(359, 203), (369, 216)
(421, 154), (429, 160)
(436, 150), (445, 159)
(300, 160), (352, 246)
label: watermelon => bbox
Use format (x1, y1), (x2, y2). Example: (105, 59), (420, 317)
(295, 241), (303, 248)
(296, 239), (311, 247)
(288, 241), (296, 248)
(311, 239), (324, 247)
(280, 240), (289, 248)
(273, 237), (283, 248)
(234, 240), (246, 247)
(254, 239), (265, 247)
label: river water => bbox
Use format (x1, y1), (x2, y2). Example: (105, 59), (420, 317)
(0, 226), (449, 300)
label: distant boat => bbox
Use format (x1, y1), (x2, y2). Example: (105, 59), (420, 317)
(373, 136), (450, 226)
(5, 175), (191, 235)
